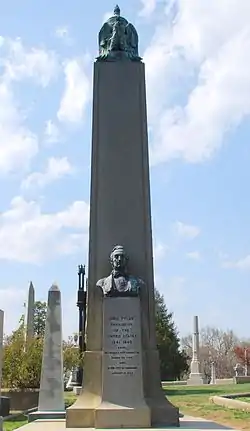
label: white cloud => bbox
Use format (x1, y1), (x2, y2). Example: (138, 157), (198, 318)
(57, 57), (91, 124)
(0, 37), (61, 175)
(0, 287), (26, 335)
(44, 120), (60, 145)
(144, 0), (250, 164)
(0, 196), (89, 263)
(21, 157), (74, 190)
(174, 221), (200, 239)
(0, 80), (38, 174)
(222, 255), (250, 270)
(1, 37), (58, 87)
(139, 0), (157, 17)
(186, 250), (201, 261)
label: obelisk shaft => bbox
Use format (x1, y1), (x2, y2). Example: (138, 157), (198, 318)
(26, 281), (35, 343)
(84, 61), (178, 425)
(38, 285), (64, 412)
(87, 61), (156, 349)
(192, 315), (199, 361)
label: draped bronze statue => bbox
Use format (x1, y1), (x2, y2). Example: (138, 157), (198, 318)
(97, 5), (141, 62)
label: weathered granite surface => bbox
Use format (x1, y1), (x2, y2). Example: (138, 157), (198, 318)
(29, 285), (64, 422)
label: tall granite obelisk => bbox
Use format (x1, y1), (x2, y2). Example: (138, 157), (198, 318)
(66, 5), (179, 428)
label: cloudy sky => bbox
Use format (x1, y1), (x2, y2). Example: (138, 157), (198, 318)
(0, 0), (250, 340)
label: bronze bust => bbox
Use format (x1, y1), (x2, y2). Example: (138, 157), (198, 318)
(96, 245), (144, 297)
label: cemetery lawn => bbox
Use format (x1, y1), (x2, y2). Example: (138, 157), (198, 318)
(164, 383), (250, 431)
(235, 396), (250, 402)
(3, 414), (27, 431)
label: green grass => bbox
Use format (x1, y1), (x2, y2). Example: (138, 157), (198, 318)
(4, 385), (250, 430)
(164, 383), (250, 430)
(3, 414), (27, 431)
(3, 393), (78, 430)
(235, 396), (250, 403)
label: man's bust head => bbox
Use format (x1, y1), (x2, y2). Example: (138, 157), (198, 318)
(110, 245), (128, 276)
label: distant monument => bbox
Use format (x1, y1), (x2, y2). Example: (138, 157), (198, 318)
(29, 284), (65, 422)
(66, 5), (179, 428)
(187, 316), (205, 385)
(210, 362), (216, 385)
(25, 281), (35, 344)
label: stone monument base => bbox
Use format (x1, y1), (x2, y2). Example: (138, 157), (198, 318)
(29, 411), (66, 422)
(187, 373), (205, 386)
(66, 393), (180, 428)
(66, 394), (150, 428)
(147, 396), (180, 426)
(95, 402), (150, 428)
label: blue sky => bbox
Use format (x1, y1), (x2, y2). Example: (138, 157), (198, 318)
(0, 0), (250, 340)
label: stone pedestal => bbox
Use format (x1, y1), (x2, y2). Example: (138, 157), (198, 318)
(95, 297), (150, 428)
(66, 10), (179, 428)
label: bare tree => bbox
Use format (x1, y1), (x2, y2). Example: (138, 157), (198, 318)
(181, 326), (239, 379)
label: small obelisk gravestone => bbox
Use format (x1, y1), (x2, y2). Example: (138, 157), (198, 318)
(25, 281), (35, 344)
(29, 284), (65, 422)
(210, 362), (216, 385)
(187, 315), (205, 385)
(0, 310), (4, 431)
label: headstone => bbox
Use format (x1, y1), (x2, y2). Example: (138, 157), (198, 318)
(29, 284), (65, 422)
(66, 367), (78, 390)
(187, 316), (205, 385)
(234, 363), (244, 377)
(0, 310), (4, 431)
(210, 362), (216, 384)
(66, 6), (179, 428)
(25, 281), (35, 344)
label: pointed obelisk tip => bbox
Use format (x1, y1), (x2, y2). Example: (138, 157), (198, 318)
(114, 4), (120, 16)
(50, 283), (60, 292)
(29, 281), (34, 291)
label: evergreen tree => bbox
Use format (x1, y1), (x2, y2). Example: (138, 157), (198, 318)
(155, 289), (189, 380)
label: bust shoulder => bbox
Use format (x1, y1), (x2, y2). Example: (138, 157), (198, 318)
(128, 275), (145, 284)
(96, 277), (107, 287)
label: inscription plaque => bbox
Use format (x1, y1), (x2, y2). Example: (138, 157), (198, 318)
(102, 297), (145, 406)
